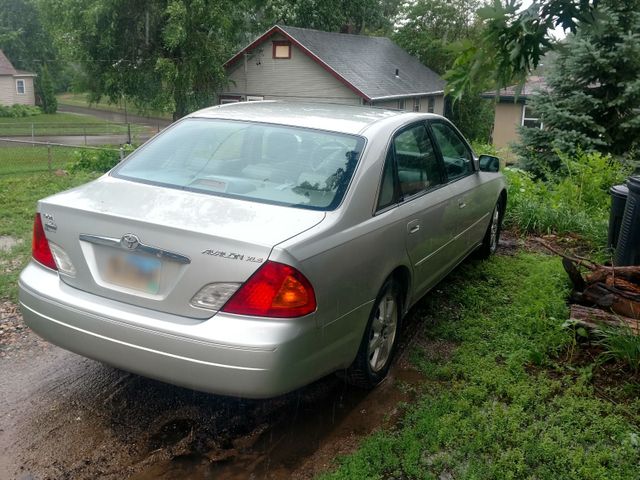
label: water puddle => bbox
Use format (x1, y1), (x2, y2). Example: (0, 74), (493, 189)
(129, 366), (424, 480)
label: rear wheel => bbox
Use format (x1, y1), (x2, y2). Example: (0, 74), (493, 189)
(476, 200), (502, 259)
(344, 278), (401, 388)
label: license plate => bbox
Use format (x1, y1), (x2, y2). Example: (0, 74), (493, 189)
(104, 252), (161, 294)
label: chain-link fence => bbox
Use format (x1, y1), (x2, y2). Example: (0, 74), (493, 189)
(0, 138), (126, 176)
(0, 122), (158, 145)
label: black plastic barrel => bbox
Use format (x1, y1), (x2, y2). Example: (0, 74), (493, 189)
(607, 184), (628, 249)
(614, 176), (640, 266)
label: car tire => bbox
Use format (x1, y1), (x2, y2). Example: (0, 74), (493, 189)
(476, 199), (503, 259)
(344, 278), (401, 389)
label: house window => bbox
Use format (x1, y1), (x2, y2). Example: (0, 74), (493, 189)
(397, 98), (406, 110)
(16, 79), (25, 95)
(272, 41), (291, 59)
(522, 105), (543, 129)
(427, 97), (435, 113)
(413, 97), (420, 112)
(219, 96), (241, 105)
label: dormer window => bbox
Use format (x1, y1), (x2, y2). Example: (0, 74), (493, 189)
(272, 41), (291, 59)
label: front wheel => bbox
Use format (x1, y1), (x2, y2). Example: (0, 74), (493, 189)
(476, 199), (503, 259)
(344, 278), (401, 388)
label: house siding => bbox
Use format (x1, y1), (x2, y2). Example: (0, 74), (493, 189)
(371, 95), (444, 114)
(492, 102), (523, 149)
(223, 34), (362, 105)
(0, 75), (36, 106)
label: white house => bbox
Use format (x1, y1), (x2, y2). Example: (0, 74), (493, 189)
(0, 49), (36, 107)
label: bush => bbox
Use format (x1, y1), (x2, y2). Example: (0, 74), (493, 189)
(68, 145), (134, 173)
(0, 104), (42, 118)
(504, 151), (632, 246)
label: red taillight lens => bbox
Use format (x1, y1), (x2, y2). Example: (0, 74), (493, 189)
(32, 213), (57, 270)
(221, 261), (316, 318)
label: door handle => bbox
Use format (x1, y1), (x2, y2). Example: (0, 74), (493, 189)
(407, 220), (420, 234)
(458, 198), (467, 209)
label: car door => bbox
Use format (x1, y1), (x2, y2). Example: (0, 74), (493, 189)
(428, 120), (488, 252)
(376, 122), (459, 298)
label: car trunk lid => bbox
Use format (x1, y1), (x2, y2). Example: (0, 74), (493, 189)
(37, 176), (325, 319)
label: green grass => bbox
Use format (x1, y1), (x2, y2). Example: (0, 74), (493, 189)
(0, 146), (79, 175)
(322, 254), (640, 480)
(0, 112), (148, 136)
(0, 172), (99, 300)
(57, 92), (173, 120)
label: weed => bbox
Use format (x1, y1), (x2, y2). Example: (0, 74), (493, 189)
(596, 324), (640, 374)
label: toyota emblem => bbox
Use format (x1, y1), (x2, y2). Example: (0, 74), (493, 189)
(120, 233), (140, 250)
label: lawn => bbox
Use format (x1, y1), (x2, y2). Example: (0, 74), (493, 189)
(0, 145), (123, 176)
(322, 253), (640, 479)
(0, 112), (148, 136)
(0, 172), (98, 300)
(57, 92), (173, 120)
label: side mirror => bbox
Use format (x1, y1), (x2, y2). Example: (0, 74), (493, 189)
(479, 154), (500, 172)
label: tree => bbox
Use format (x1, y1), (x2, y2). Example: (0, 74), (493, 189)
(446, 0), (600, 99)
(394, 0), (494, 141)
(36, 64), (57, 113)
(45, 0), (250, 119)
(0, 0), (62, 107)
(515, 1), (640, 175)
(256, 0), (400, 35)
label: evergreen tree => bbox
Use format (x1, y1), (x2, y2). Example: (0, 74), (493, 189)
(36, 64), (57, 113)
(515, 2), (640, 175)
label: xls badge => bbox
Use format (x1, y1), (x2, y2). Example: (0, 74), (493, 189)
(202, 249), (263, 263)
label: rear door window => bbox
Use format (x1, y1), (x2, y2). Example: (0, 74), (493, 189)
(393, 123), (443, 198)
(430, 122), (474, 182)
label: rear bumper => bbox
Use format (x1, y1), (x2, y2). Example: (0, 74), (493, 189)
(18, 261), (326, 398)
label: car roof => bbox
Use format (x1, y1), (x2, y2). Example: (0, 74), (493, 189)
(189, 101), (440, 135)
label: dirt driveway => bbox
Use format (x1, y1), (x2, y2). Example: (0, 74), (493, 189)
(0, 299), (431, 480)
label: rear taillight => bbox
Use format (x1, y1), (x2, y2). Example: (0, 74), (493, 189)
(32, 213), (57, 270)
(221, 261), (316, 318)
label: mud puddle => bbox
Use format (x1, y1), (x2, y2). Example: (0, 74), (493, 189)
(2, 305), (428, 480)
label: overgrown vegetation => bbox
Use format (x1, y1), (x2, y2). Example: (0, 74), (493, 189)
(503, 151), (632, 247)
(322, 254), (640, 479)
(68, 145), (132, 173)
(0, 104), (41, 118)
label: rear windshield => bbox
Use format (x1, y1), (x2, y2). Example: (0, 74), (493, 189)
(112, 118), (365, 211)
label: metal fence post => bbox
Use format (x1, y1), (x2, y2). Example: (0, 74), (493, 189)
(31, 123), (35, 146)
(47, 143), (52, 174)
(84, 127), (87, 146)
(119, 146), (124, 161)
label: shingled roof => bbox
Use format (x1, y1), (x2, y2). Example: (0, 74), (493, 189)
(225, 25), (445, 102)
(481, 76), (548, 101)
(0, 50), (18, 76)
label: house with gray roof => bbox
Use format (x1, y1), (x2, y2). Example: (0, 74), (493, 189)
(0, 50), (36, 107)
(221, 25), (446, 114)
(481, 76), (548, 150)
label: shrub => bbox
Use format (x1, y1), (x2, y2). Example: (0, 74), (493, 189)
(68, 145), (134, 173)
(504, 151), (632, 246)
(0, 104), (42, 118)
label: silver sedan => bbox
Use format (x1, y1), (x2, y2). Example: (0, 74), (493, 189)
(19, 102), (505, 398)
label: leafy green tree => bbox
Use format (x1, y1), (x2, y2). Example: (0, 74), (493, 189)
(45, 0), (250, 119)
(257, 0), (400, 35)
(394, 0), (494, 141)
(515, 2), (640, 175)
(446, 0), (600, 99)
